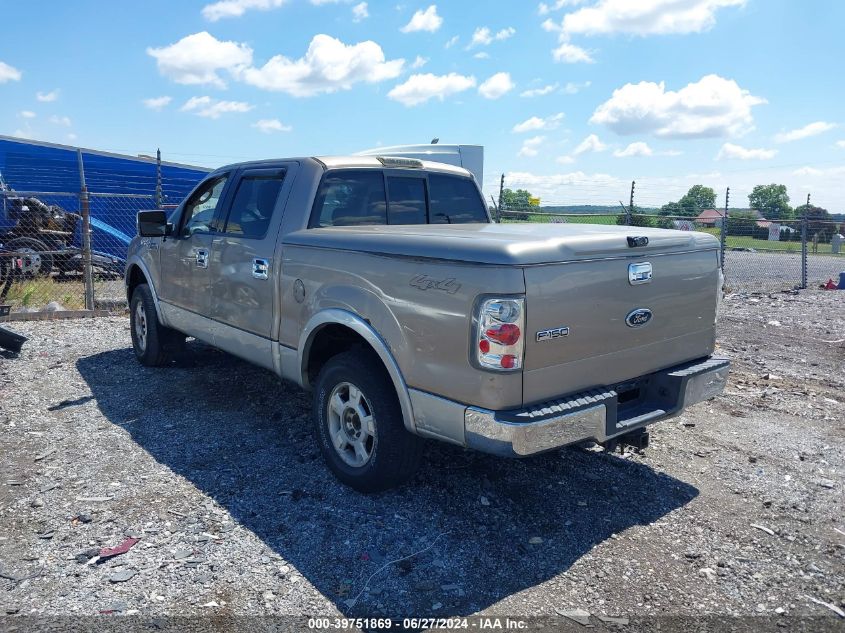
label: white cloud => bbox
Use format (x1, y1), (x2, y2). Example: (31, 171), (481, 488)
(181, 95), (253, 118)
(505, 170), (624, 200)
(36, 90), (59, 102)
(352, 2), (368, 21)
(444, 35), (459, 48)
(553, 42), (594, 63)
(614, 141), (653, 157)
(573, 133), (606, 155)
(774, 121), (837, 143)
(478, 72), (514, 99)
(240, 34), (404, 96)
(411, 55), (428, 68)
(143, 96), (173, 111)
(555, 155), (575, 164)
(49, 115), (72, 127)
(538, 0), (586, 14)
(253, 118), (293, 133)
(518, 135), (546, 157)
(563, 80), (591, 94)
(837, 140), (845, 149)
(401, 5), (442, 33)
(19, 110), (36, 119)
(512, 112), (564, 133)
(388, 72), (475, 106)
(201, 0), (286, 21)
(147, 32), (253, 88)
(520, 83), (558, 97)
(468, 26), (516, 48)
(557, 0), (745, 37)
(716, 142), (777, 160)
(590, 74), (765, 138)
(0, 61), (22, 83)
(473, 52), (490, 59)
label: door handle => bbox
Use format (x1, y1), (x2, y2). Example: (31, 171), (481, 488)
(196, 249), (209, 268)
(252, 258), (269, 280)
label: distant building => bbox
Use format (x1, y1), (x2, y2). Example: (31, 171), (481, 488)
(695, 209), (726, 227)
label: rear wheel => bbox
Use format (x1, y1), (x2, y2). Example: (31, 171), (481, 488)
(312, 349), (423, 493)
(130, 284), (185, 366)
(6, 237), (53, 277)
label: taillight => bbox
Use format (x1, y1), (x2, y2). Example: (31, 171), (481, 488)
(475, 297), (525, 371)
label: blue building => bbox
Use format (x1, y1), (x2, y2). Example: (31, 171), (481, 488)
(0, 135), (209, 260)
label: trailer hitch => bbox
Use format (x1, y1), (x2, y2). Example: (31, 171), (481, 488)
(602, 429), (650, 454)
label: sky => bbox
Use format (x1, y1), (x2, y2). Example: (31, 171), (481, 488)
(1, 0), (844, 210)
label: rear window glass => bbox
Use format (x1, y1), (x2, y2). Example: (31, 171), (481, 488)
(310, 170), (488, 227)
(224, 174), (284, 238)
(429, 174), (488, 224)
(311, 171), (386, 227)
(387, 177), (427, 225)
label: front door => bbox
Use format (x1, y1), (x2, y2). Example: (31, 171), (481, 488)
(158, 173), (231, 322)
(209, 166), (293, 341)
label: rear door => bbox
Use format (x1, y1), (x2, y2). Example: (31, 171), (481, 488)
(158, 173), (231, 319)
(209, 165), (294, 341)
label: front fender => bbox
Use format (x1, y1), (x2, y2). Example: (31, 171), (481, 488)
(298, 309), (417, 435)
(124, 256), (165, 324)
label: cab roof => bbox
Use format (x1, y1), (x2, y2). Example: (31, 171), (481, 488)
(213, 155), (473, 178)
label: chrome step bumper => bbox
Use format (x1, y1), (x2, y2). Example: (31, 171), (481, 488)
(464, 357), (730, 457)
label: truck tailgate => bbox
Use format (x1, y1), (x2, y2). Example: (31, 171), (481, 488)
(522, 249), (719, 405)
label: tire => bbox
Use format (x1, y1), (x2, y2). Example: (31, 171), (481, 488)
(6, 237), (53, 277)
(312, 349), (423, 493)
(129, 284), (186, 366)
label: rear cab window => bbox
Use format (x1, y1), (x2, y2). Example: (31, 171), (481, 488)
(309, 169), (488, 228)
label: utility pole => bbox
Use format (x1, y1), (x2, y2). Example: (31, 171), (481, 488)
(627, 180), (635, 226)
(497, 173), (505, 223)
(719, 187), (729, 271)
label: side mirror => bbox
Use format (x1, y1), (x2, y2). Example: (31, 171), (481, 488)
(137, 210), (171, 237)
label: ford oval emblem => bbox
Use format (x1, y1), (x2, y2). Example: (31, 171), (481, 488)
(625, 308), (652, 328)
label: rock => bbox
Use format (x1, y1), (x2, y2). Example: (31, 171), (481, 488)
(76, 513), (92, 524)
(480, 496), (490, 506)
(529, 536), (543, 545)
(75, 548), (100, 563)
(30, 498), (44, 508)
(763, 373), (781, 380)
(767, 320), (781, 327)
(699, 567), (717, 581)
(173, 548), (192, 560)
(43, 301), (66, 313)
(596, 615), (630, 625)
(432, 602), (442, 610)
(555, 608), (592, 626)
(816, 479), (836, 489)
(751, 523), (776, 536)
(109, 569), (136, 583)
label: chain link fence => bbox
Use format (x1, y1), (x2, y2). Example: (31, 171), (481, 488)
(2, 165), (844, 318)
(1, 143), (207, 318)
(494, 178), (845, 294)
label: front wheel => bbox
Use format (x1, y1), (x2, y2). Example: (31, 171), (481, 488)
(130, 284), (185, 366)
(312, 349), (423, 493)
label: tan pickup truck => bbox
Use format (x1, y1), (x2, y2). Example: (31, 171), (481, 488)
(125, 155), (729, 492)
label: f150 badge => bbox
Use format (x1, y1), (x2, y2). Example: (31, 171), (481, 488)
(625, 308), (653, 328)
(536, 326), (570, 342)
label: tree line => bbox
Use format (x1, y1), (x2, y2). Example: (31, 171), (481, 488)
(499, 184), (844, 241)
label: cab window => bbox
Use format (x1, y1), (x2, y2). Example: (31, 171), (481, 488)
(182, 175), (228, 235)
(387, 177), (427, 224)
(310, 171), (386, 227)
(429, 174), (488, 224)
(223, 173), (285, 239)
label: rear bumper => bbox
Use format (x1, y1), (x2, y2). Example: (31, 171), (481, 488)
(462, 356), (730, 457)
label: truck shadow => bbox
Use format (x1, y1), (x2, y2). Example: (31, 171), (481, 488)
(76, 343), (699, 617)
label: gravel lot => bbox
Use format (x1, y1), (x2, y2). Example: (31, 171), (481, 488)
(0, 291), (843, 628)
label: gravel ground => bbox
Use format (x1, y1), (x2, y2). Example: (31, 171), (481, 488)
(0, 291), (843, 628)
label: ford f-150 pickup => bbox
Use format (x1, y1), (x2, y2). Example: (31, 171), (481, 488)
(126, 155), (730, 492)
